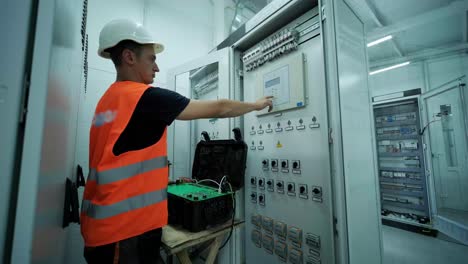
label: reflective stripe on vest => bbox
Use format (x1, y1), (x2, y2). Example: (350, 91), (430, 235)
(88, 156), (168, 184)
(82, 188), (167, 219)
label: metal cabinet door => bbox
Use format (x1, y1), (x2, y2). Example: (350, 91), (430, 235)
(0, 0), (39, 262)
(422, 80), (468, 245)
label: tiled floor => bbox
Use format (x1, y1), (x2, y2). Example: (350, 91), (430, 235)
(382, 225), (468, 264)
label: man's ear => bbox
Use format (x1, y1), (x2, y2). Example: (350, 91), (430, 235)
(122, 49), (136, 65)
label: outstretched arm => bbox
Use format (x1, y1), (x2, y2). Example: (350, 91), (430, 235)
(176, 96), (273, 120)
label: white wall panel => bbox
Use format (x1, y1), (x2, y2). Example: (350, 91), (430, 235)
(427, 54), (468, 90)
(86, 0), (145, 73)
(145, 0), (215, 88)
(369, 54), (468, 96)
(369, 62), (425, 96)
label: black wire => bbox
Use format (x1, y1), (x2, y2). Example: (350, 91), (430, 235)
(219, 187), (236, 250)
(419, 119), (441, 135)
(419, 126), (428, 136)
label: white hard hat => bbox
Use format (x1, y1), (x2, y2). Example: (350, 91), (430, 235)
(98, 19), (164, 59)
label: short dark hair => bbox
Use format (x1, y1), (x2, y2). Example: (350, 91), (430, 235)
(106, 40), (143, 66)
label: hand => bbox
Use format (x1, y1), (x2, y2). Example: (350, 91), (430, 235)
(255, 96), (274, 112)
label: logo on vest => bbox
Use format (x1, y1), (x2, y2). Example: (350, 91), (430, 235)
(92, 110), (117, 127)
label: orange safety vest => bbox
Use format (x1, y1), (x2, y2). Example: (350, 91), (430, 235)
(81, 81), (168, 247)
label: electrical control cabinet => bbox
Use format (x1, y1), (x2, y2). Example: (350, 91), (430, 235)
(373, 97), (432, 229)
(189, 62), (229, 142)
(168, 0), (385, 262)
(240, 8), (335, 264)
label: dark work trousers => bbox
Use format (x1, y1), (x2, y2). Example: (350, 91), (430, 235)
(84, 228), (164, 264)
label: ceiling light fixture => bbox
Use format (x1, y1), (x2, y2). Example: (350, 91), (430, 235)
(367, 35), (393, 47)
(369, 61), (410, 75)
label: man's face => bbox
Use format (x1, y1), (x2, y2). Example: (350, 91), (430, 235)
(135, 44), (159, 84)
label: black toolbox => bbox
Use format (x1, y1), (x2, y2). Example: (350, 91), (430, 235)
(167, 128), (247, 232)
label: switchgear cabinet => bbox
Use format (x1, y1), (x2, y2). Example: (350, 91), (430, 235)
(167, 0), (383, 263)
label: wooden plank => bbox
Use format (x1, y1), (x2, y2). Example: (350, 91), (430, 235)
(205, 236), (222, 264)
(176, 250), (192, 264)
(162, 221), (244, 255)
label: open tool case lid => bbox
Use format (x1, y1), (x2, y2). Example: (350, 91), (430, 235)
(192, 128), (247, 191)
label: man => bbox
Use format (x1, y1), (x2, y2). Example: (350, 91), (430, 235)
(80, 19), (273, 263)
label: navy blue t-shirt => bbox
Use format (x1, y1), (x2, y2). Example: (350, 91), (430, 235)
(113, 87), (190, 156)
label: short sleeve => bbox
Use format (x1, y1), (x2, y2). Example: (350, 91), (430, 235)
(136, 87), (190, 125)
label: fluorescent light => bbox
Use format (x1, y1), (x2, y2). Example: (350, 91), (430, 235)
(367, 35), (393, 47)
(369, 61), (411, 75)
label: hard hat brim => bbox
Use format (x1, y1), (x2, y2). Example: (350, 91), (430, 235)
(99, 42), (164, 59)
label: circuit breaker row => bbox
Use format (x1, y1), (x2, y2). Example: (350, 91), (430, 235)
(250, 179), (323, 203)
(242, 28), (300, 72)
(251, 214), (322, 264)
